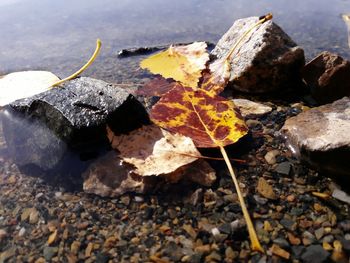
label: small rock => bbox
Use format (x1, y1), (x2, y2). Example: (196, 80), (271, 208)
(29, 208), (40, 224)
(301, 245), (330, 263)
(264, 150), (280, 165)
(273, 238), (289, 248)
(212, 16), (305, 93)
(281, 97), (350, 176)
(0, 229), (7, 241)
(43, 246), (58, 261)
(280, 218), (297, 231)
(270, 244), (290, 260)
(287, 232), (301, 245)
(218, 223), (232, 235)
(332, 189), (350, 205)
(232, 99), (272, 117)
(18, 227), (26, 237)
(256, 177), (276, 200)
(189, 188), (203, 206)
(315, 227), (325, 240)
(120, 195), (131, 206)
(302, 51), (350, 104)
(275, 162), (291, 176)
(183, 224), (197, 239)
(70, 241), (81, 254)
(205, 251), (222, 262)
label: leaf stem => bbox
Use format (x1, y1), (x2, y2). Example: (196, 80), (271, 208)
(225, 13), (273, 62)
(50, 39), (102, 87)
(219, 145), (264, 253)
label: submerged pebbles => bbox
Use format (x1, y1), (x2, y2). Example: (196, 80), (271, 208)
(1, 98), (350, 262)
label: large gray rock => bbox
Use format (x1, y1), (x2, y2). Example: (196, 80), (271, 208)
(280, 97), (350, 176)
(1, 77), (149, 174)
(302, 51), (350, 104)
(212, 16), (305, 93)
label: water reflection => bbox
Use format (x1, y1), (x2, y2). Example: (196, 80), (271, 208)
(1, 0), (350, 83)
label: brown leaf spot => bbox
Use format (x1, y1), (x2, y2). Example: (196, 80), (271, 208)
(234, 123), (248, 133)
(214, 125), (230, 140)
(216, 102), (229, 113)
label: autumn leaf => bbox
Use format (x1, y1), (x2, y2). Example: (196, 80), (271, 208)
(199, 58), (231, 95)
(150, 85), (248, 148)
(107, 124), (201, 176)
(136, 76), (179, 97)
(150, 84), (264, 252)
(0, 71), (60, 107)
(140, 42), (209, 89)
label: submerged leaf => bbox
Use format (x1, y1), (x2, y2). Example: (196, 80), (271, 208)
(107, 125), (201, 176)
(0, 71), (60, 106)
(140, 42), (209, 89)
(150, 85), (248, 148)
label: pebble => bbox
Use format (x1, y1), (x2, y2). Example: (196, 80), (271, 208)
(256, 177), (276, 200)
(264, 150), (280, 165)
(270, 244), (290, 260)
(274, 162), (291, 175)
(301, 245), (330, 263)
(0, 229), (7, 241)
(18, 227), (26, 237)
(43, 246), (58, 261)
(315, 227), (325, 240)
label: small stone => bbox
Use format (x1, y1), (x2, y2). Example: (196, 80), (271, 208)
(256, 177), (276, 200)
(18, 227), (26, 237)
(273, 238), (289, 248)
(85, 243), (94, 258)
(70, 241), (81, 254)
(315, 227), (325, 240)
(189, 188), (203, 206)
(225, 247), (236, 261)
(286, 194), (296, 202)
(280, 218), (296, 231)
(29, 208), (40, 224)
(332, 189), (350, 205)
(264, 150), (280, 165)
(34, 257), (46, 263)
(194, 244), (211, 254)
(232, 99), (272, 117)
(0, 229), (7, 241)
(323, 241), (333, 251)
(21, 208), (32, 222)
(275, 162), (291, 175)
(301, 245), (330, 263)
(287, 232), (301, 245)
(183, 224), (197, 239)
(270, 244), (290, 260)
(205, 251), (221, 262)
(43, 246), (58, 261)
(120, 195), (130, 206)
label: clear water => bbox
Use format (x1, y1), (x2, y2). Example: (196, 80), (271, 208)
(1, 0), (350, 83)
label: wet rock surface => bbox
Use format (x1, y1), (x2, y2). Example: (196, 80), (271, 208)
(1, 77), (148, 178)
(281, 97), (350, 177)
(211, 16), (305, 93)
(302, 51), (350, 104)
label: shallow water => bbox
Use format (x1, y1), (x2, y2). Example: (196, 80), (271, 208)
(1, 0), (350, 83)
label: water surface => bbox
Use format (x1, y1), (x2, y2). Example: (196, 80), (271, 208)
(1, 0), (350, 83)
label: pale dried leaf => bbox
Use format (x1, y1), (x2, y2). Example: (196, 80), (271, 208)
(107, 125), (201, 176)
(0, 71), (60, 106)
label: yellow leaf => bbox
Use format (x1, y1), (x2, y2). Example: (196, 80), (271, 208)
(140, 42), (209, 89)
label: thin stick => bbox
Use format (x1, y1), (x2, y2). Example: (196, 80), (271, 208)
(50, 39), (102, 87)
(164, 151), (246, 163)
(219, 145), (264, 253)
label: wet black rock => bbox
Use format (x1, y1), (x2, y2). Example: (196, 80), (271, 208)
(211, 16), (305, 93)
(301, 245), (330, 263)
(1, 77), (148, 179)
(302, 51), (350, 104)
(281, 97), (350, 177)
